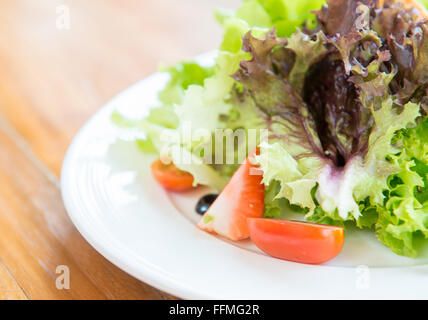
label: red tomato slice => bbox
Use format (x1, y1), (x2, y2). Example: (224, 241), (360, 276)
(248, 218), (344, 264)
(151, 158), (195, 192)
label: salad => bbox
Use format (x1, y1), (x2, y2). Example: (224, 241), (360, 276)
(113, 0), (428, 263)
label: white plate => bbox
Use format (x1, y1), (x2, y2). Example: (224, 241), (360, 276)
(61, 52), (428, 299)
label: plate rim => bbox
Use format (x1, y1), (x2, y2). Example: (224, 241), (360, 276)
(61, 75), (213, 299)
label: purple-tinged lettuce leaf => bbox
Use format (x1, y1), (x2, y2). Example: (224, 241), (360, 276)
(234, 30), (325, 159)
(235, 0), (428, 255)
(316, 0), (374, 36)
(285, 30), (328, 93)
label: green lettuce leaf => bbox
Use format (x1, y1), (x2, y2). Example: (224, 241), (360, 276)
(216, 0), (327, 54)
(158, 62), (215, 106)
(374, 118), (428, 256)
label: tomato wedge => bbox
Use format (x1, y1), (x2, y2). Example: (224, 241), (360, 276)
(151, 158), (195, 191)
(248, 218), (344, 264)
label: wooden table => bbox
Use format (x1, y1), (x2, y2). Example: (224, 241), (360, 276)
(0, 0), (239, 300)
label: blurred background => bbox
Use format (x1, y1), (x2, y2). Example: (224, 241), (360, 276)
(0, 0), (239, 300)
(0, 0), (239, 174)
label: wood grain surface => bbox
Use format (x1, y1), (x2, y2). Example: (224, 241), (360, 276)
(0, 0), (239, 300)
